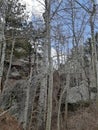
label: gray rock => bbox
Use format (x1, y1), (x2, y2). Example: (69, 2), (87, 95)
(0, 75), (39, 126)
(9, 67), (21, 79)
(67, 84), (96, 103)
(10, 72), (21, 79)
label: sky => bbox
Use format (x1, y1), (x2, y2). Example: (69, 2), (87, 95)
(20, 0), (57, 64)
(96, 0), (98, 4)
(20, 0), (98, 66)
(21, 0), (98, 19)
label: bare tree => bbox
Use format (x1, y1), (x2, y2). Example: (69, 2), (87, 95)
(0, 0), (7, 93)
(45, 1), (53, 130)
(4, 38), (15, 88)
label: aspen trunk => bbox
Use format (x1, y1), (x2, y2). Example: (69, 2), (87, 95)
(37, 39), (48, 130)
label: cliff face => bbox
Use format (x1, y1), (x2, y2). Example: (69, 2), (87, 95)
(53, 71), (97, 104)
(0, 80), (27, 124)
(0, 75), (39, 128)
(0, 60), (97, 129)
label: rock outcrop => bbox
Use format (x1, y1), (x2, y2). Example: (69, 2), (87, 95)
(0, 75), (40, 127)
(0, 80), (27, 124)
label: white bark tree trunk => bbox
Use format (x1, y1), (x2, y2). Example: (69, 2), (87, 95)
(37, 38), (48, 130)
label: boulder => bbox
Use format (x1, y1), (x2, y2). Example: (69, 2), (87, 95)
(67, 84), (96, 103)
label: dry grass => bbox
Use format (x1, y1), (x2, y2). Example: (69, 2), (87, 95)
(52, 102), (98, 130)
(0, 109), (23, 130)
(67, 103), (98, 130)
(0, 102), (98, 130)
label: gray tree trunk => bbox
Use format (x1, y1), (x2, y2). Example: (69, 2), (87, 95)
(0, 0), (7, 93)
(57, 73), (70, 130)
(37, 74), (47, 130)
(45, 0), (53, 130)
(4, 38), (15, 88)
(37, 38), (48, 130)
(89, 2), (98, 97)
(23, 52), (38, 130)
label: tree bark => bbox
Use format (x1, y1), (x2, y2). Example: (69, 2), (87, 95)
(0, 0), (7, 93)
(4, 38), (15, 88)
(89, 3), (98, 98)
(45, 0), (53, 130)
(57, 70), (70, 130)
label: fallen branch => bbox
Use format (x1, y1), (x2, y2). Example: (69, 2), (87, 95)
(0, 109), (10, 117)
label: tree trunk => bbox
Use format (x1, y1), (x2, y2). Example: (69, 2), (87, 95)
(45, 0), (53, 130)
(90, 3), (98, 98)
(37, 38), (48, 130)
(4, 38), (15, 88)
(0, 0), (7, 93)
(57, 72), (70, 130)
(37, 75), (47, 130)
(24, 52), (38, 130)
(0, 27), (6, 93)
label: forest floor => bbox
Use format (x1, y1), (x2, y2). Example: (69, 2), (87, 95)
(0, 102), (98, 130)
(0, 109), (23, 130)
(52, 102), (98, 130)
